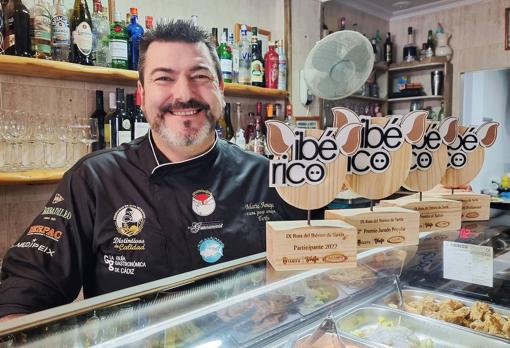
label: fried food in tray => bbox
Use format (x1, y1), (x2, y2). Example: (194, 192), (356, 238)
(325, 265), (376, 291)
(389, 294), (510, 339)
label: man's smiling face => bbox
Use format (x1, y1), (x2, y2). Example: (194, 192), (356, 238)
(139, 41), (224, 147)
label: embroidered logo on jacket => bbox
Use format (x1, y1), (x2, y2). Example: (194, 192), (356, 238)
(198, 237), (224, 263)
(113, 205), (146, 237)
(192, 190), (216, 217)
(52, 193), (64, 204)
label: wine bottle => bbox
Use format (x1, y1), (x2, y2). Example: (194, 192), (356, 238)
(250, 27), (264, 87)
(403, 26), (417, 62)
(224, 102), (234, 141)
(51, 0), (70, 61)
(109, 11), (128, 69)
(111, 88), (131, 147)
(104, 92), (115, 148)
(133, 88), (149, 139)
(4, 0), (31, 57)
(127, 7), (144, 70)
(70, 0), (93, 65)
(91, 90), (106, 150)
(264, 42), (279, 89)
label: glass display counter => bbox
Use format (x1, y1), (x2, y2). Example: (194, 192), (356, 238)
(1, 209), (509, 347)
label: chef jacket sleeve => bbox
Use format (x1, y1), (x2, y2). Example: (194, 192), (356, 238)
(0, 169), (95, 317)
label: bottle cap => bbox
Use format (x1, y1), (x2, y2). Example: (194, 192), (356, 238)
(130, 7), (138, 16)
(113, 11), (122, 22)
(241, 25), (248, 36)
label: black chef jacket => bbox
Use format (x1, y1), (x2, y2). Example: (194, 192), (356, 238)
(0, 132), (306, 316)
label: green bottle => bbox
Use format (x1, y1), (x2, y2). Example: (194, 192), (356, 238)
(217, 28), (232, 83)
(109, 10), (128, 69)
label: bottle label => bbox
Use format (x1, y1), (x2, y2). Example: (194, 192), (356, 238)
(134, 123), (149, 138)
(251, 61), (264, 83)
(104, 123), (111, 146)
(232, 48), (240, 73)
(73, 21), (93, 56)
(122, 119), (131, 130)
(51, 16), (70, 45)
(220, 58), (232, 73)
(33, 14), (52, 54)
(118, 130), (131, 145)
(110, 39), (128, 60)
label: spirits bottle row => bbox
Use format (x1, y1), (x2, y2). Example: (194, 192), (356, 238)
(215, 101), (293, 156)
(0, 0), (148, 69)
(213, 25), (287, 90)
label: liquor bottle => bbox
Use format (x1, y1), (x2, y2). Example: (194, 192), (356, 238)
(124, 12), (130, 27)
(383, 32), (393, 65)
(238, 24), (251, 85)
(111, 88), (131, 147)
(426, 29), (434, 57)
(127, 7), (144, 70)
(264, 42), (278, 89)
(338, 17), (346, 31)
(265, 103), (273, 133)
(91, 90), (106, 150)
(229, 33), (239, 83)
(217, 28), (232, 83)
(403, 26), (417, 62)
(190, 15), (198, 27)
(51, 0), (70, 61)
(109, 11), (128, 69)
(3, 0), (31, 56)
(145, 16), (153, 30)
(70, 0), (93, 65)
(245, 112), (256, 144)
(250, 27), (264, 87)
(31, 0), (51, 59)
(103, 92), (115, 148)
(216, 106), (227, 139)
(224, 102), (234, 141)
(210, 27), (218, 49)
(284, 103), (295, 128)
(321, 9), (329, 38)
(375, 30), (383, 62)
(91, 0), (109, 67)
(255, 101), (265, 136)
(234, 102), (245, 149)
(250, 115), (267, 156)
(276, 40), (287, 91)
(133, 88), (148, 139)
(437, 101), (445, 121)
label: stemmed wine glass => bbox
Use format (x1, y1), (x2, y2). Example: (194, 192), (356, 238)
(78, 118), (99, 155)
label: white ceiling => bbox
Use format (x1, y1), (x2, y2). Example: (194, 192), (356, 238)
(330, 0), (483, 20)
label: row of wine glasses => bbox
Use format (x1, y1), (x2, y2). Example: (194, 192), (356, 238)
(0, 110), (98, 172)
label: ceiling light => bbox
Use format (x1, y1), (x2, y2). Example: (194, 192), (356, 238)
(393, 1), (411, 10)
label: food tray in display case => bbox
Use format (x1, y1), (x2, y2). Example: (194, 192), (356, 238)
(335, 305), (509, 348)
(291, 276), (350, 316)
(379, 288), (510, 342)
(323, 265), (378, 294)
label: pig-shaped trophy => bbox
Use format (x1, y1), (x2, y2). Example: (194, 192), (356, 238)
(380, 117), (464, 232)
(264, 114), (362, 271)
(435, 121), (499, 221)
(326, 108), (426, 250)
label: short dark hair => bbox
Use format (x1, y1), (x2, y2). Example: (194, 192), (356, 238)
(138, 20), (222, 86)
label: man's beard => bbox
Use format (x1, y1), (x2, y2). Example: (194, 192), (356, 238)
(152, 100), (217, 147)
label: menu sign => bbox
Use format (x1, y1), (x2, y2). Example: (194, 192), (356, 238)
(443, 241), (493, 287)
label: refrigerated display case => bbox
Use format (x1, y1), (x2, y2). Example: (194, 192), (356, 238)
(1, 208), (509, 347)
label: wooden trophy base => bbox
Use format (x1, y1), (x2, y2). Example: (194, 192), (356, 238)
(325, 206), (420, 250)
(423, 192), (491, 221)
(266, 220), (357, 271)
(379, 197), (462, 232)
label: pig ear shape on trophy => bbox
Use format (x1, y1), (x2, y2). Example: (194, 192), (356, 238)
(331, 107), (361, 129)
(265, 120), (295, 156)
(400, 110), (427, 144)
(438, 117), (458, 145)
(476, 121), (499, 148)
(335, 123), (362, 156)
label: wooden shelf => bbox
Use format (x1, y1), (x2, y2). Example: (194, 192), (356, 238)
(0, 168), (66, 185)
(388, 95), (444, 102)
(0, 55), (288, 99)
(388, 56), (448, 72)
(346, 95), (386, 102)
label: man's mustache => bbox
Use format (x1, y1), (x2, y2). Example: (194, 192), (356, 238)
(159, 100), (210, 114)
